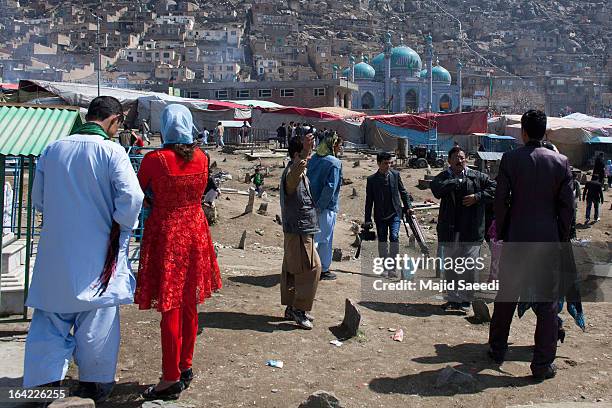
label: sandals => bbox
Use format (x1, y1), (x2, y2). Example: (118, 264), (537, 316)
(142, 381), (184, 401)
(180, 368), (194, 389)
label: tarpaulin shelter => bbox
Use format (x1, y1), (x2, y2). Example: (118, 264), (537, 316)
(0, 103), (82, 320)
(364, 111), (488, 152)
(137, 96), (250, 133)
(251, 106), (366, 143)
(503, 113), (612, 165)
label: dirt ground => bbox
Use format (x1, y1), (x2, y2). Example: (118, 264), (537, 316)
(17, 146), (612, 407)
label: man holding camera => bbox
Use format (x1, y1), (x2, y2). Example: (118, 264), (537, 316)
(364, 152), (412, 278)
(430, 146), (496, 313)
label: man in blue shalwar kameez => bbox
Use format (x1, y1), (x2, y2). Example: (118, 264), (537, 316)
(23, 96), (144, 402)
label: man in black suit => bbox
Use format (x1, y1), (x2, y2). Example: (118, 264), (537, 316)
(364, 152), (412, 277)
(488, 110), (574, 381)
(430, 146), (496, 313)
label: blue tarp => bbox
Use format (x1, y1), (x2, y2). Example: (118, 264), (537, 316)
(482, 134), (515, 140)
(588, 136), (612, 144)
(375, 121), (438, 145)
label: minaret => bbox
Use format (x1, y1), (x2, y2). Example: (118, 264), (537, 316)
(384, 32), (393, 111)
(349, 55), (356, 82)
(457, 59), (463, 112)
(426, 34), (433, 112)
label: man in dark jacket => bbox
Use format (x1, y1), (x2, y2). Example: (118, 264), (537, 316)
(593, 152), (605, 182)
(582, 174), (604, 223)
(279, 135), (321, 330)
(430, 146), (496, 313)
(277, 122), (287, 148)
(489, 110), (574, 381)
(364, 152), (412, 278)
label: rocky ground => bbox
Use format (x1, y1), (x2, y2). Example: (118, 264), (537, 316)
(1, 146), (611, 407)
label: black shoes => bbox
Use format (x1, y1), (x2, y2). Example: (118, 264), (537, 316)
(532, 363), (557, 381)
(487, 348), (505, 365)
(558, 328), (566, 344)
(181, 368), (194, 389)
(285, 306), (313, 329)
(142, 381), (185, 401)
(72, 381), (115, 403)
(284, 306), (314, 322)
(320, 271), (337, 281)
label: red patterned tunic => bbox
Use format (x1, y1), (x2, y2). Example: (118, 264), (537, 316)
(135, 148), (221, 312)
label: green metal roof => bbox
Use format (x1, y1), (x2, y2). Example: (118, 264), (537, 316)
(0, 104), (82, 157)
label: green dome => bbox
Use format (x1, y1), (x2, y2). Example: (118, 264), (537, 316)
(432, 65), (452, 84)
(371, 46), (422, 77)
(354, 61), (375, 79)
(371, 52), (385, 67)
(419, 69), (428, 78)
(390, 45), (422, 71)
(342, 62), (376, 80)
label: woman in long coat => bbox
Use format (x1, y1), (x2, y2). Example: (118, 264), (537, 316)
(135, 104), (222, 400)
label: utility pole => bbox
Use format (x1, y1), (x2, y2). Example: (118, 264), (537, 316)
(457, 60), (463, 112)
(90, 9), (102, 96)
(426, 34), (433, 112)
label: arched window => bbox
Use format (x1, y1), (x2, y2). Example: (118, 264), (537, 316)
(405, 89), (418, 112)
(361, 92), (374, 109)
(439, 94), (452, 112)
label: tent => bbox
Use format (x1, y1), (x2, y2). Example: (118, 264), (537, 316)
(364, 111), (488, 151)
(251, 106), (365, 143)
(503, 114), (612, 165)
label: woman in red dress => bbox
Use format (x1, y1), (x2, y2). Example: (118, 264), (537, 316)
(135, 104), (222, 400)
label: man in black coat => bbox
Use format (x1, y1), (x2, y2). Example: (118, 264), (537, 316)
(430, 146), (496, 313)
(277, 122), (287, 148)
(582, 174), (604, 223)
(488, 110), (574, 381)
(364, 152), (412, 277)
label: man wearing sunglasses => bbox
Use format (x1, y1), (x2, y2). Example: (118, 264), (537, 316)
(23, 96), (144, 403)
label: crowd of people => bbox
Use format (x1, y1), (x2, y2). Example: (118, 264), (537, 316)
(20, 97), (606, 403)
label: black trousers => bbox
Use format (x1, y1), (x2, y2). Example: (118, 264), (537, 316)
(489, 301), (558, 373)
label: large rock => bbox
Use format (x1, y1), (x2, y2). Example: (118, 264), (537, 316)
(436, 365), (477, 388)
(244, 188), (255, 214)
(340, 298), (361, 338)
(332, 248), (343, 262)
(48, 397), (95, 408)
(257, 202), (268, 215)
(238, 230), (247, 250)
(298, 390), (344, 408)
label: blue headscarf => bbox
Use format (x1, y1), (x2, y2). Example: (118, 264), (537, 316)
(161, 104), (194, 146)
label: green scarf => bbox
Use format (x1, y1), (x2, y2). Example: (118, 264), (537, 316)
(71, 122), (110, 139)
(315, 133), (338, 157)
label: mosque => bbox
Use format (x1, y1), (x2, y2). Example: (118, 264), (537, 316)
(337, 33), (462, 113)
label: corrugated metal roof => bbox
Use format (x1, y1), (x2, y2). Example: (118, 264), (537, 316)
(477, 151), (505, 161)
(0, 104), (81, 156)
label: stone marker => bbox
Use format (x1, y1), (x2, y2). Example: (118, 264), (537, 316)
(48, 397), (95, 408)
(257, 202), (268, 215)
(238, 230), (247, 249)
(436, 365), (476, 388)
(332, 248), (343, 262)
(244, 188), (255, 214)
(203, 204), (218, 225)
(340, 298), (361, 338)
(298, 390), (344, 408)
(471, 299), (491, 323)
